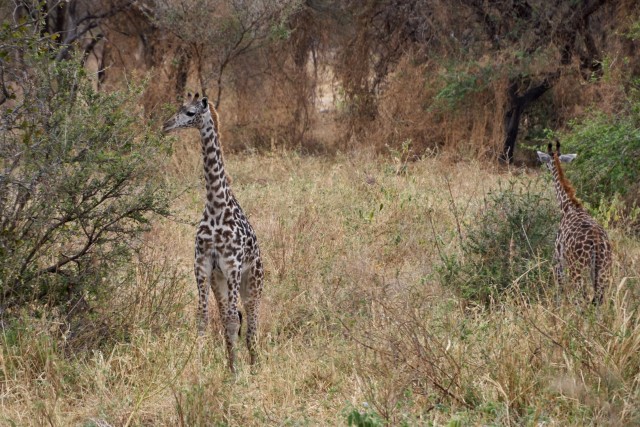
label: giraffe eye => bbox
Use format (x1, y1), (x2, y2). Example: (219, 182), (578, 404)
(186, 111), (196, 117)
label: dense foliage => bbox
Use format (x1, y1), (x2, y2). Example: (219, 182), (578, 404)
(440, 180), (559, 304)
(0, 15), (171, 312)
(562, 107), (640, 210)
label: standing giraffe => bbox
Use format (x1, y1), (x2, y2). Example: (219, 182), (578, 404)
(163, 93), (264, 372)
(537, 141), (612, 304)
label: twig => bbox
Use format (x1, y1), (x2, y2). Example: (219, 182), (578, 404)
(444, 175), (464, 249)
(427, 210), (445, 262)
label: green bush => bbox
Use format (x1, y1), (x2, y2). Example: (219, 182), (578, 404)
(0, 16), (171, 312)
(562, 110), (640, 210)
(432, 62), (496, 111)
(345, 405), (385, 427)
(439, 179), (559, 305)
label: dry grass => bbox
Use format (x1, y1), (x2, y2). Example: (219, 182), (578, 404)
(1, 146), (639, 426)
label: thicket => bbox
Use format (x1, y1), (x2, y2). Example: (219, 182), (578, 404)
(438, 179), (559, 305)
(562, 107), (640, 213)
(322, 1), (635, 160)
(0, 12), (172, 322)
(36, 0), (640, 172)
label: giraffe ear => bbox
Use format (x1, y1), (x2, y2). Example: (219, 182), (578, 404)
(537, 151), (552, 163)
(559, 154), (577, 163)
(201, 97), (208, 109)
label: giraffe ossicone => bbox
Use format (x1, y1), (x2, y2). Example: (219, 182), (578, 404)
(538, 141), (612, 305)
(163, 92), (264, 372)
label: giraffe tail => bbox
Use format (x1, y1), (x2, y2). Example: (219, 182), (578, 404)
(591, 236), (604, 305)
(238, 310), (243, 338)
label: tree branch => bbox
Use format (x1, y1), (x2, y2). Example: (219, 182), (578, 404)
(54, 0), (135, 61)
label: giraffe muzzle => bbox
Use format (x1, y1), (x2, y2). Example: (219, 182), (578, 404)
(162, 120), (176, 133)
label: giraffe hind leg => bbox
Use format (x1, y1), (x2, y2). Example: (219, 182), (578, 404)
(590, 253), (601, 305)
(567, 266), (589, 305)
(240, 261), (264, 367)
(553, 262), (564, 286)
(196, 274), (210, 335)
(591, 248), (610, 306)
(552, 248), (565, 304)
(552, 239), (564, 283)
(243, 299), (260, 366)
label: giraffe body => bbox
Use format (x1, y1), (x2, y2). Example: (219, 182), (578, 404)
(537, 143), (612, 304)
(554, 204), (612, 303)
(163, 93), (264, 371)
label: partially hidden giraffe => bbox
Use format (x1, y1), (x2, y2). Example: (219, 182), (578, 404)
(537, 141), (612, 304)
(163, 93), (264, 372)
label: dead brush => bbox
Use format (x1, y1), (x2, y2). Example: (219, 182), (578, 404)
(348, 272), (640, 424)
(345, 55), (509, 159)
(62, 242), (192, 352)
(345, 291), (472, 424)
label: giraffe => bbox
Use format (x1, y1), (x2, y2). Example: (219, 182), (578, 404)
(163, 93), (264, 372)
(537, 141), (612, 305)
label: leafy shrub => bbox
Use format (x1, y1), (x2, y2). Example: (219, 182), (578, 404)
(0, 15), (171, 313)
(562, 110), (640, 210)
(439, 179), (559, 304)
(432, 63), (496, 111)
(345, 405), (385, 427)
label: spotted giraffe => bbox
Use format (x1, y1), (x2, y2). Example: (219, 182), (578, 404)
(537, 141), (612, 304)
(163, 93), (264, 372)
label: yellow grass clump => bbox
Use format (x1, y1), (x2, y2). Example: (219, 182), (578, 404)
(1, 146), (639, 426)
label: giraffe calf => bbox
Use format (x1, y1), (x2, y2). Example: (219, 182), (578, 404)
(163, 93), (264, 372)
(537, 142), (612, 304)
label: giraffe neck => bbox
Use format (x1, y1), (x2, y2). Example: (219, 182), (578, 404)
(550, 156), (580, 214)
(199, 109), (231, 212)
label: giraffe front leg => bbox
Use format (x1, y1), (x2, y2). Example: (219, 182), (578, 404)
(592, 285), (604, 306)
(212, 268), (241, 373)
(194, 251), (212, 336)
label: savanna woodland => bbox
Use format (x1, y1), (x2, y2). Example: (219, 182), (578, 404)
(1, 0), (640, 425)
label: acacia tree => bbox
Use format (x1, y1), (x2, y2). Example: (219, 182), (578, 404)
(0, 6), (171, 311)
(153, 0), (301, 107)
(5, 0), (137, 89)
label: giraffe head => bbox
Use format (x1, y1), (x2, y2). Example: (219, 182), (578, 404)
(537, 141), (577, 169)
(162, 92), (210, 133)
(538, 141), (583, 209)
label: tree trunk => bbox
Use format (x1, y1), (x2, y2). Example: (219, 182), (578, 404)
(501, 74), (557, 164)
(174, 49), (190, 101)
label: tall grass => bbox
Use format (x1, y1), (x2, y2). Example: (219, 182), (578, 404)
(1, 147), (638, 425)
